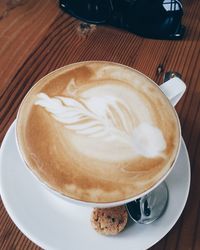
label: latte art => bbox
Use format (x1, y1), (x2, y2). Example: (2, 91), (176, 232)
(34, 84), (166, 158)
(16, 62), (180, 203)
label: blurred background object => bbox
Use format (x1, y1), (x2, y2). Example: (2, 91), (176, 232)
(59, 0), (185, 39)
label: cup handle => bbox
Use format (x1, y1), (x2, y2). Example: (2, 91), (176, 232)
(159, 77), (186, 106)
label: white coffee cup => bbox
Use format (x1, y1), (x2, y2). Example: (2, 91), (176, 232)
(15, 62), (186, 208)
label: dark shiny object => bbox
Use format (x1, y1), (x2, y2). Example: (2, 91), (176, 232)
(126, 182), (169, 224)
(59, 0), (185, 40)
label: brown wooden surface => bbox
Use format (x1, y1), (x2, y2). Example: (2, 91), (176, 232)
(0, 0), (200, 249)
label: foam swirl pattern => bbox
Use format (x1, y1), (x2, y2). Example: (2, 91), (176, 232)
(16, 62), (180, 203)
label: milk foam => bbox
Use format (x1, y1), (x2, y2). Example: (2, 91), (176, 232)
(35, 81), (166, 159)
(17, 62), (179, 203)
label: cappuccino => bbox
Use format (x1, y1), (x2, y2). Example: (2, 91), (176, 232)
(16, 62), (180, 203)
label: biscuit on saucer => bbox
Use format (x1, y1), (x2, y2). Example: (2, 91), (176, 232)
(91, 206), (128, 235)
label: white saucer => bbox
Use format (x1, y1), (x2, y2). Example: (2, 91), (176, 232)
(0, 122), (191, 250)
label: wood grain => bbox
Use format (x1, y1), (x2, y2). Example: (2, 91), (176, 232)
(0, 0), (200, 249)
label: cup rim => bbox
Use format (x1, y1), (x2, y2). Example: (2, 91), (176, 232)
(15, 60), (182, 208)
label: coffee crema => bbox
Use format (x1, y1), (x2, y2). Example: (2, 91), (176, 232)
(16, 62), (180, 203)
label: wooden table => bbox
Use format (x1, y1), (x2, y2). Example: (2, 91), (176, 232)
(0, 0), (199, 249)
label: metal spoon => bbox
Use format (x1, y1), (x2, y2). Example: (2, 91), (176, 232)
(126, 181), (169, 224)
